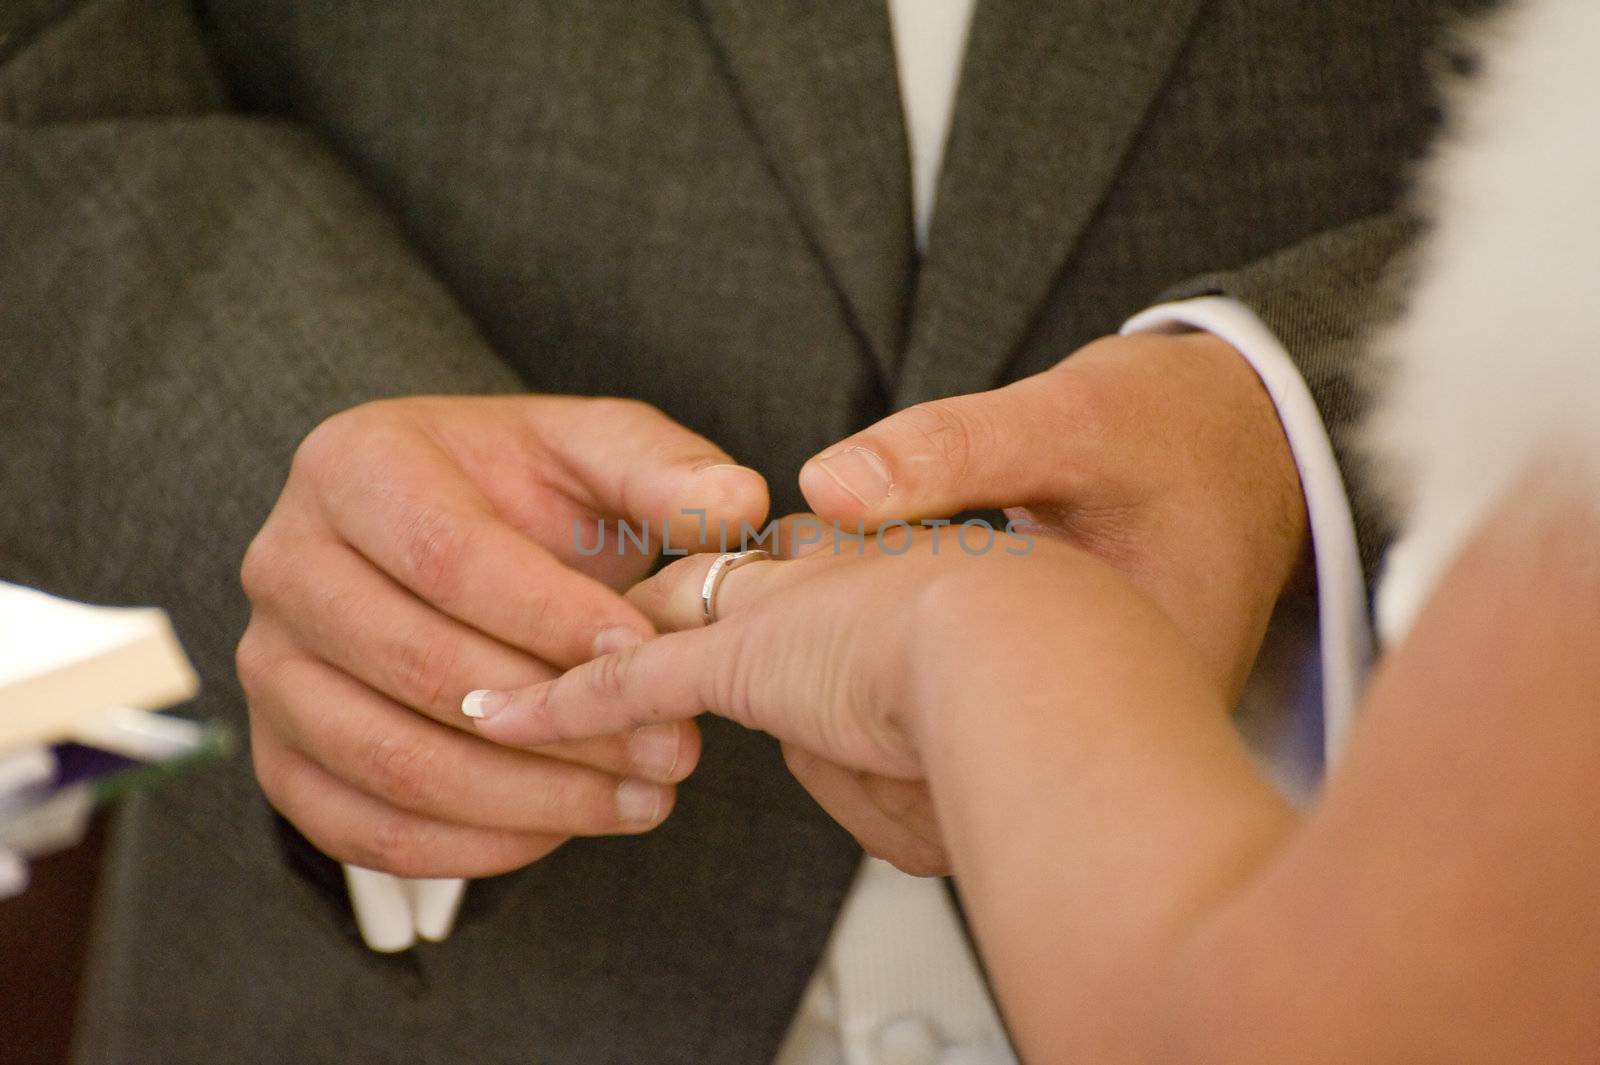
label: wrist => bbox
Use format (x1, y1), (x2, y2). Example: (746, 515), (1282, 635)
(1180, 328), (1309, 586)
(901, 560), (1018, 754)
(901, 545), (1101, 751)
(1145, 330), (1310, 691)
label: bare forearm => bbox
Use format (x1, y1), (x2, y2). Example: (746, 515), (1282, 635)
(912, 563), (1297, 1063)
(911, 484), (1600, 1063)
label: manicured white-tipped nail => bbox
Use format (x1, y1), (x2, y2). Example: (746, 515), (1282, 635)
(344, 865), (416, 953)
(462, 689), (507, 720)
(407, 877), (467, 942)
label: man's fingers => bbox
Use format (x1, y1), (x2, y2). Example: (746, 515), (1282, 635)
(254, 734), (568, 879)
(246, 650), (690, 837)
(536, 397), (771, 553)
(247, 539), (563, 728)
(798, 374), (1073, 528)
(239, 578), (696, 782)
(303, 431), (656, 669)
(780, 745), (949, 877)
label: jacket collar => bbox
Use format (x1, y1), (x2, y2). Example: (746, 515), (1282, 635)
(895, 0), (1207, 407)
(694, 0), (917, 390)
(694, 0), (1206, 403)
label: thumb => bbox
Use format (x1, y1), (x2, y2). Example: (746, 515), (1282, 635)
(799, 376), (1070, 527)
(541, 397), (770, 552)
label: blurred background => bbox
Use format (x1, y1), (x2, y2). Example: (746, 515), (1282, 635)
(1, 820), (104, 1065)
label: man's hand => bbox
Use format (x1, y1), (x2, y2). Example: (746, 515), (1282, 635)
(779, 331), (1307, 872)
(801, 330), (1307, 696)
(237, 395), (766, 878)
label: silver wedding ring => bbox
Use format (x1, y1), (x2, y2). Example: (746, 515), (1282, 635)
(700, 550), (772, 625)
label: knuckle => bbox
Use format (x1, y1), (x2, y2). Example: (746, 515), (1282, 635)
(390, 628), (461, 714)
(289, 427), (332, 482)
(357, 809), (432, 877)
(394, 505), (472, 602)
(509, 678), (560, 742)
(247, 726), (289, 804)
(536, 771), (608, 833)
(234, 629), (264, 689)
(311, 580), (372, 646)
(296, 402), (428, 502)
(898, 401), (986, 482)
(292, 407), (365, 480)
(511, 587), (561, 657)
(626, 571), (673, 623)
(587, 648), (631, 702)
(239, 530), (288, 605)
(707, 627), (759, 726)
(362, 732), (436, 810)
(234, 626), (283, 702)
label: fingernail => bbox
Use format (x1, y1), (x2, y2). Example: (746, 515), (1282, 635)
(813, 446), (893, 508)
(461, 689), (510, 720)
(616, 779), (664, 825)
(592, 627), (644, 658)
(692, 460), (759, 476)
(628, 724), (682, 780)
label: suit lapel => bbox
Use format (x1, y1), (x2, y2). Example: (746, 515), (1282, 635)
(896, 0), (1206, 407)
(693, 0), (916, 387)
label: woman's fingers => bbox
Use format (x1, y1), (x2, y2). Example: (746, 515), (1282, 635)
(626, 546), (806, 633)
(469, 603), (920, 781)
(626, 510), (874, 632)
(468, 629), (728, 748)
(472, 537), (927, 777)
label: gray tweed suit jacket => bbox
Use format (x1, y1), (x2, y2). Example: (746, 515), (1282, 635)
(0, 1), (1483, 1061)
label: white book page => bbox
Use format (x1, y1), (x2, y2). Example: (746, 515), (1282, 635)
(0, 581), (162, 691)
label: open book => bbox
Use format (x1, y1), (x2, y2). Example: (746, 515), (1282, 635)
(0, 581), (452, 942)
(2, 581), (212, 896)
(1, 581), (199, 753)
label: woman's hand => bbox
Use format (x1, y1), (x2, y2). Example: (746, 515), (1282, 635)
(465, 525), (1087, 874)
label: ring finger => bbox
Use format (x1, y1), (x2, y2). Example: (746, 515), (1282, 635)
(625, 546), (820, 633)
